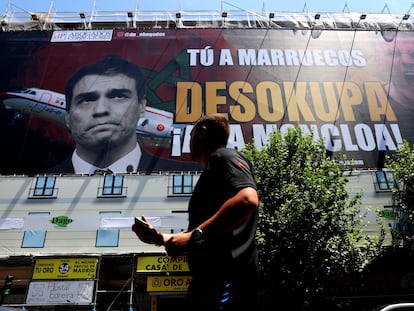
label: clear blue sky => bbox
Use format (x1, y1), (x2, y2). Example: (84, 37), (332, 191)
(0, 0), (413, 15)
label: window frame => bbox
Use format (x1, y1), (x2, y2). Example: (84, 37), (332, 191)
(21, 212), (50, 248)
(97, 175), (127, 198)
(375, 170), (395, 191)
(168, 174), (195, 196)
(29, 176), (58, 198)
(96, 211), (121, 247)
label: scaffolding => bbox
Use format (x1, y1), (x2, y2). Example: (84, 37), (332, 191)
(1, 1), (414, 32)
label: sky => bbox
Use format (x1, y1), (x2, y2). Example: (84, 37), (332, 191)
(0, 0), (413, 15)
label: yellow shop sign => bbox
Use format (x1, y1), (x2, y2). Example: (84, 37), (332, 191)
(33, 258), (98, 279)
(137, 256), (189, 273)
(147, 276), (192, 292)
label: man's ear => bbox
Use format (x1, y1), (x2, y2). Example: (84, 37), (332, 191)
(65, 113), (71, 133)
(65, 112), (72, 135)
(199, 125), (207, 135)
(138, 99), (146, 118)
(197, 125), (208, 141)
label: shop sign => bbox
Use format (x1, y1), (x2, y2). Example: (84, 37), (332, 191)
(26, 280), (94, 305)
(137, 256), (189, 273)
(379, 209), (397, 220)
(147, 276), (191, 292)
(33, 258), (98, 279)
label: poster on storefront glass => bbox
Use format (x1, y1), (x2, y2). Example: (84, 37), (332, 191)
(0, 28), (412, 174)
(26, 280), (94, 305)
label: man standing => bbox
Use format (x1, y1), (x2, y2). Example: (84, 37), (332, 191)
(132, 114), (259, 311)
(50, 56), (146, 174)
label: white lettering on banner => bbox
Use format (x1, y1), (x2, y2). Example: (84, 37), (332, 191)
(51, 30), (113, 42)
(138, 32), (166, 37)
(187, 47), (367, 67)
(253, 123), (403, 152)
(170, 123), (403, 159)
(187, 46), (214, 66)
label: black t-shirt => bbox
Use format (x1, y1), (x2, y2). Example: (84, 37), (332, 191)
(188, 147), (258, 279)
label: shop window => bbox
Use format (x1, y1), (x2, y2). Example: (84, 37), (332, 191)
(22, 212), (49, 248)
(98, 175), (127, 197)
(96, 211), (121, 247)
(168, 175), (194, 196)
(29, 176), (57, 198)
(375, 171), (395, 191)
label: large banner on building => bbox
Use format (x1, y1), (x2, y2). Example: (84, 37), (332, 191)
(0, 28), (412, 173)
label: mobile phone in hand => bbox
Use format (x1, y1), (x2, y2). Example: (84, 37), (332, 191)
(135, 217), (149, 229)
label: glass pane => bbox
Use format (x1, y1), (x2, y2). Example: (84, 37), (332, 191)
(34, 177), (46, 196)
(183, 175), (191, 186)
(183, 175), (192, 193)
(378, 182), (388, 190)
(34, 176), (55, 196)
(114, 176), (123, 187)
(113, 176), (123, 195)
(173, 176), (183, 193)
(103, 176), (112, 186)
(44, 177), (55, 196)
(96, 230), (119, 247)
(174, 176), (183, 186)
(103, 176), (114, 195)
(96, 211), (121, 246)
(22, 230), (46, 248)
(376, 171), (388, 190)
(112, 187), (122, 195)
(386, 171), (395, 188)
(36, 177), (46, 188)
(375, 171), (385, 183)
(45, 177), (55, 188)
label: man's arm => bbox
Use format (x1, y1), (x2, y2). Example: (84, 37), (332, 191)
(132, 187), (258, 255)
(164, 187), (258, 253)
(198, 186), (258, 235)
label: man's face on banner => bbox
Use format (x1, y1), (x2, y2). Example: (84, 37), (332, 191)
(392, 36), (414, 102)
(66, 74), (143, 152)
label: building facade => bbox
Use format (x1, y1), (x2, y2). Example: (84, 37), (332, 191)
(0, 170), (393, 310)
(0, 173), (198, 310)
(1, 4), (413, 310)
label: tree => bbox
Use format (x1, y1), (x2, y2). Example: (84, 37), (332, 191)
(243, 125), (383, 310)
(387, 140), (414, 246)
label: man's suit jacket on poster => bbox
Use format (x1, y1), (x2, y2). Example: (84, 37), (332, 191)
(46, 149), (202, 174)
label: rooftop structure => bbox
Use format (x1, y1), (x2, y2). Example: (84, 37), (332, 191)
(1, 1), (414, 32)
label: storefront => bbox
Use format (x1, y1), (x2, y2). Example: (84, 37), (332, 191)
(1, 254), (191, 311)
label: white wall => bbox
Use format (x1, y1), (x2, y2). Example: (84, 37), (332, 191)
(0, 170), (393, 257)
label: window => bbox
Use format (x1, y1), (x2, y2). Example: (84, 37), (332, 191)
(22, 212), (49, 248)
(168, 175), (194, 196)
(29, 176), (57, 198)
(98, 176), (126, 197)
(96, 211), (121, 247)
(375, 171), (395, 191)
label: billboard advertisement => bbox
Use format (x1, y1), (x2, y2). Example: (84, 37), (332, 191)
(0, 28), (412, 173)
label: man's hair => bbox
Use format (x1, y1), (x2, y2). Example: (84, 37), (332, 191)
(65, 55), (146, 112)
(193, 114), (230, 153)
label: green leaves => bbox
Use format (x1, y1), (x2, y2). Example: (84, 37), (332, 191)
(387, 140), (414, 246)
(243, 125), (382, 306)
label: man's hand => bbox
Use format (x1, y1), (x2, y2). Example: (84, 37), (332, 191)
(165, 231), (192, 256)
(131, 215), (163, 245)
